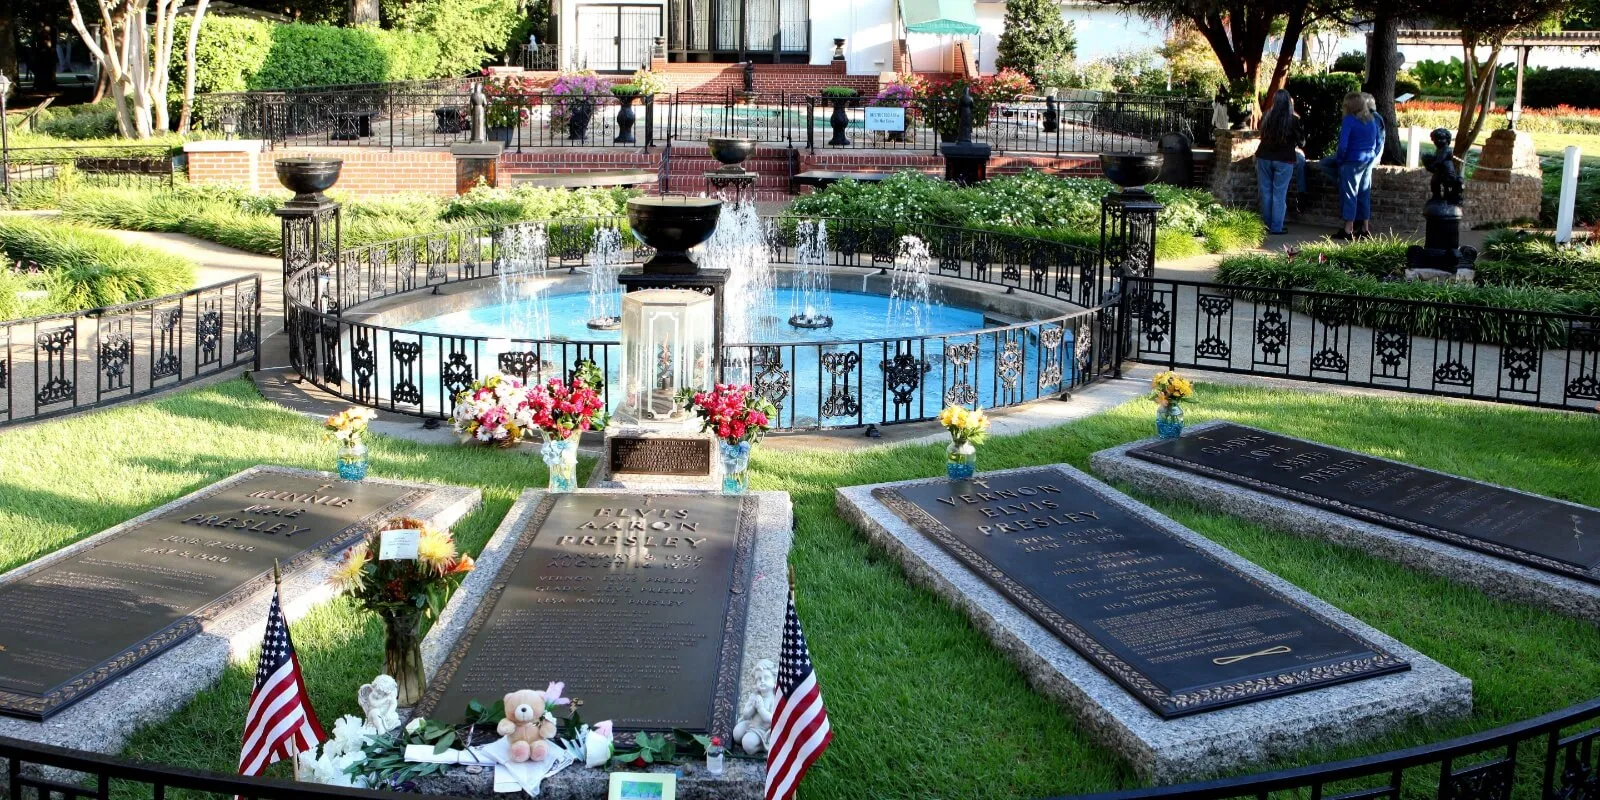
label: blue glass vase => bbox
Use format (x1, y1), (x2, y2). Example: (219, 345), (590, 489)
(946, 440), (977, 480)
(337, 442), (369, 481)
(1156, 402), (1185, 439)
(542, 432), (579, 493)
(720, 441), (751, 494)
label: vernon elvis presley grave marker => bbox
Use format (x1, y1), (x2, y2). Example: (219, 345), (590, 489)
(415, 493), (755, 733)
(0, 471), (428, 720)
(1129, 423), (1600, 585)
(872, 469), (1409, 718)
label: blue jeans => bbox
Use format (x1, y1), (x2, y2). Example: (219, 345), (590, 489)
(1256, 158), (1293, 233)
(1293, 151), (1307, 194)
(1338, 160), (1374, 222)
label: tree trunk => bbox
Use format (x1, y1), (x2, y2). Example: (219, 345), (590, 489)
(347, 0), (380, 26)
(1366, 5), (1403, 165)
(1264, 9), (1308, 110)
(177, 0), (211, 134)
(1455, 39), (1501, 158)
(0, 13), (18, 91)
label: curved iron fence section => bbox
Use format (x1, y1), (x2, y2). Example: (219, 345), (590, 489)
(1126, 277), (1600, 412)
(0, 275), (261, 427)
(289, 216), (1114, 428)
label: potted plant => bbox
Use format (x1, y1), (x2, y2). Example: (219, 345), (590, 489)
(332, 517), (474, 705)
(939, 404), (990, 480)
(550, 70), (611, 141)
(821, 86), (859, 146)
(677, 384), (777, 494)
(870, 81), (916, 143)
(523, 360), (609, 493)
(611, 83), (642, 144)
(481, 71), (534, 144)
(324, 406), (377, 480)
(1150, 370), (1195, 438)
(630, 67), (669, 99)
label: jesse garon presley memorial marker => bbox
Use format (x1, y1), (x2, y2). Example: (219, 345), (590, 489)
(1126, 423), (1600, 586)
(414, 492), (756, 734)
(0, 469), (434, 720)
(871, 469), (1409, 718)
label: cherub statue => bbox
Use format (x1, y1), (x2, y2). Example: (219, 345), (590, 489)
(1427, 128), (1465, 206)
(358, 675), (401, 733)
(732, 659), (778, 755)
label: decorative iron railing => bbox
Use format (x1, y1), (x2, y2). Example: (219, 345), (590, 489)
(1123, 277), (1600, 413)
(1, 145), (178, 200)
(0, 275), (262, 427)
(284, 216), (1115, 427)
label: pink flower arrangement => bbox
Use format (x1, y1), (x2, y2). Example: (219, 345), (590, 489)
(872, 82), (916, 108)
(524, 361), (609, 440)
(548, 70), (612, 130)
(677, 384), (778, 445)
(481, 71), (541, 128)
(450, 373), (533, 447)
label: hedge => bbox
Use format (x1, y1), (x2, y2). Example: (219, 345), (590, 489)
(1522, 68), (1600, 112)
(174, 17), (446, 95)
(1284, 72), (1364, 159)
(0, 218), (197, 320)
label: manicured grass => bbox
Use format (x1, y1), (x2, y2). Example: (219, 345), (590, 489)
(3, 379), (1600, 800)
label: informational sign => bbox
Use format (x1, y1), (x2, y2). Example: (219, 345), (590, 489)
(864, 107), (906, 133)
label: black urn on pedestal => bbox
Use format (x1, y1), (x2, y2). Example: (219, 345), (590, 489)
(828, 96), (853, 146)
(567, 98), (594, 140)
(1405, 128), (1479, 276)
(274, 157), (343, 205)
(625, 196), (723, 275)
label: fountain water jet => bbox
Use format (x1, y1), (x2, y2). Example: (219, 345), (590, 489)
(887, 234), (936, 334)
(585, 227), (624, 330)
(494, 222), (551, 340)
(788, 219), (833, 329)
(703, 200), (776, 358)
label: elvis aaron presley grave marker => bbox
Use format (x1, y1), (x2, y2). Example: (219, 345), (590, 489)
(414, 492), (757, 734)
(0, 469), (439, 721)
(869, 468), (1410, 718)
(1125, 423), (1600, 585)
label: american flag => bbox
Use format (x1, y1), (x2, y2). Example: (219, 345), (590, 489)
(238, 582), (325, 777)
(765, 588), (832, 800)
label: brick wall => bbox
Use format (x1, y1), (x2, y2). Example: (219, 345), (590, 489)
(1208, 128), (1542, 230)
(187, 144), (460, 197)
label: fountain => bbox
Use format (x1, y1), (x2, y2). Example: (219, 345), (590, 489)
(585, 227), (623, 330)
(705, 137), (759, 197)
(495, 223), (551, 341)
(702, 201), (776, 360)
(788, 219), (833, 329)
(887, 234), (936, 334)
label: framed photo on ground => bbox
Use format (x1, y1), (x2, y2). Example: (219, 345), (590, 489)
(608, 772), (676, 800)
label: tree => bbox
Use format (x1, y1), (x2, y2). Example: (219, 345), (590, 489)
(1364, 0), (1404, 164)
(995, 0), (1078, 86)
(1429, 0), (1572, 156)
(66, 0), (186, 137)
(174, 0), (210, 134)
(348, 0), (381, 25)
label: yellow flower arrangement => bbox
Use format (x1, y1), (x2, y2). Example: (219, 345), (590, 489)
(333, 517), (474, 619)
(325, 406), (377, 445)
(939, 404), (990, 445)
(1150, 371), (1195, 407)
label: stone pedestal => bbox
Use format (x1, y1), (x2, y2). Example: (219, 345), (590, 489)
(1207, 128), (1260, 207)
(451, 142), (504, 194)
(941, 141), (992, 185)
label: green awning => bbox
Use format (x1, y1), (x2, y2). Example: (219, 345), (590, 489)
(900, 0), (980, 35)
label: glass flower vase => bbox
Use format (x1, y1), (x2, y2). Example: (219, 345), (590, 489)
(380, 608), (424, 708)
(720, 441), (751, 494)
(1156, 402), (1186, 439)
(337, 441), (369, 481)
(542, 431), (579, 493)
(946, 439), (977, 480)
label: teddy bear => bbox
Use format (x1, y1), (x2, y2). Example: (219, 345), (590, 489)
(496, 689), (557, 763)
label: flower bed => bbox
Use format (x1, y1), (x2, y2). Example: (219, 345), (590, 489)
(0, 217), (197, 320)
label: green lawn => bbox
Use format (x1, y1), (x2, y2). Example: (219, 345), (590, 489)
(3, 379), (1599, 800)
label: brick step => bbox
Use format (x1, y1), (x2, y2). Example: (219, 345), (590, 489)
(667, 158), (793, 172)
(662, 145), (799, 159)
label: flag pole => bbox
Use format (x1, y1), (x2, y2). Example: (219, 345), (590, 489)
(275, 559), (304, 783)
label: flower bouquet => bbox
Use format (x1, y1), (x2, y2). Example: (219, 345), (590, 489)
(939, 404), (990, 480)
(333, 517), (475, 705)
(549, 70), (611, 139)
(325, 406), (377, 480)
(525, 360), (609, 492)
(676, 384), (777, 494)
(1150, 370), (1194, 438)
(870, 80), (916, 142)
(481, 71), (538, 141)
(450, 373), (532, 448)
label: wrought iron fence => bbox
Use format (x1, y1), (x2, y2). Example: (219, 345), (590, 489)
(285, 216), (1115, 427)
(2, 145), (178, 200)
(496, 93), (656, 150)
(520, 43), (562, 71)
(190, 77), (481, 148)
(664, 90), (804, 145)
(1049, 696), (1600, 800)
(1123, 277), (1600, 413)
(0, 275), (261, 427)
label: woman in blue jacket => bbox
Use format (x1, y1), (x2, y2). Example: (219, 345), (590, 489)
(1331, 92), (1382, 240)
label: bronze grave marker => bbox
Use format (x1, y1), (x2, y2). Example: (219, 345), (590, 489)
(608, 436), (713, 477)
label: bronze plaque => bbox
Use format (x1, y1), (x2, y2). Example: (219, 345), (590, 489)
(1131, 423), (1600, 585)
(0, 470), (426, 720)
(609, 436), (713, 477)
(874, 469), (1408, 718)
(415, 493), (756, 735)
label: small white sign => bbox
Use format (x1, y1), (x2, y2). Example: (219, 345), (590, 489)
(864, 106), (906, 132)
(378, 529), (420, 561)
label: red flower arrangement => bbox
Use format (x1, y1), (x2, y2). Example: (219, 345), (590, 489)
(676, 384), (777, 445)
(525, 360), (610, 441)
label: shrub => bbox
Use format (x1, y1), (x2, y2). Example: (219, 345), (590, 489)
(0, 218), (196, 318)
(39, 103), (119, 139)
(175, 15), (275, 96)
(1522, 68), (1600, 111)
(385, 0), (521, 77)
(249, 23), (441, 90)
(820, 87), (860, 98)
(1285, 72), (1364, 158)
(1395, 71), (1422, 98)
(1332, 51), (1367, 74)
(1200, 208), (1267, 254)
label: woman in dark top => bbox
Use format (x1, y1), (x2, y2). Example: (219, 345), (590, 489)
(1255, 90), (1303, 235)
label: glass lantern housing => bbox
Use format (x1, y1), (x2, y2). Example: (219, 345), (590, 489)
(619, 289), (715, 423)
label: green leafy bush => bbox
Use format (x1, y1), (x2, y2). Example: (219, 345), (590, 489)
(250, 23), (441, 90)
(38, 102), (120, 139)
(175, 15), (275, 96)
(1285, 72), (1364, 158)
(1395, 72), (1422, 98)
(1522, 68), (1600, 111)
(1332, 51), (1367, 74)
(383, 0), (522, 77)
(0, 218), (197, 319)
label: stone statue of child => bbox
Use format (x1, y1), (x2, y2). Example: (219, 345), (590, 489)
(732, 659), (778, 755)
(1427, 128), (1465, 206)
(358, 674), (401, 733)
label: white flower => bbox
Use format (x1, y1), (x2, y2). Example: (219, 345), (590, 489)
(405, 717), (425, 735)
(323, 715), (376, 758)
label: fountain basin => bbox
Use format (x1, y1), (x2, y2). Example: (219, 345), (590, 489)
(1099, 153), (1164, 191)
(275, 157), (343, 204)
(707, 137), (757, 169)
(626, 196), (723, 275)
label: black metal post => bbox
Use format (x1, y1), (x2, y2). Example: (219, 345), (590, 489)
(0, 74), (11, 198)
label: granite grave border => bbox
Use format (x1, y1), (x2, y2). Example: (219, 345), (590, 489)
(836, 463), (1472, 783)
